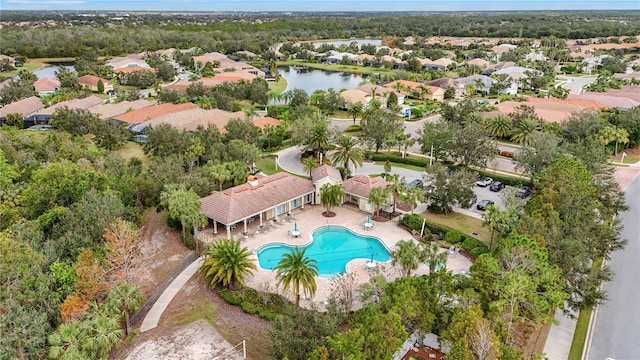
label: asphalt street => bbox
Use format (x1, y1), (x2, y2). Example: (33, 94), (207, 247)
(587, 175), (640, 360)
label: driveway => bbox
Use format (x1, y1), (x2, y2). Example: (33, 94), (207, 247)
(557, 75), (598, 95)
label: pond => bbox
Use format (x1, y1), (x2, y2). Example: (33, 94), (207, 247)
(313, 38), (381, 48)
(278, 66), (366, 96)
(33, 65), (75, 79)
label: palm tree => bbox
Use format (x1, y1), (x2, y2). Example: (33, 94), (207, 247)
(332, 135), (364, 177)
(106, 282), (144, 335)
(275, 247), (318, 307)
(418, 84), (432, 100)
(48, 322), (86, 360)
(391, 240), (425, 276)
(226, 161), (248, 186)
(307, 114), (331, 161)
(510, 117), (541, 146)
(84, 307), (124, 360)
(401, 186), (425, 214)
(303, 156), (320, 177)
(368, 186), (389, 218)
(385, 174), (406, 215)
(422, 242), (448, 273)
(199, 239), (256, 290)
(320, 183), (345, 216)
(484, 115), (512, 139)
(209, 163), (232, 191)
(481, 205), (507, 251)
(347, 102), (363, 125)
(160, 185), (204, 242)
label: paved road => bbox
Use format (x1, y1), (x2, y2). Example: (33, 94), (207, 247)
(587, 174), (640, 360)
(557, 75), (598, 95)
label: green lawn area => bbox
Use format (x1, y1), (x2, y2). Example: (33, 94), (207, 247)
(611, 153), (640, 165)
(268, 78), (288, 94)
(374, 161), (425, 173)
(256, 156), (281, 175)
(0, 62), (41, 78)
(567, 308), (591, 360)
(277, 59), (394, 76)
(425, 211), (491, 243)
(115, 141), (148, 164)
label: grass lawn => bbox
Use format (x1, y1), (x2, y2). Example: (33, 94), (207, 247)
(115, 141), (148, 164)
(425, 211), (491, 243)
(375, 160), (424, 173)
(277, 59), (394, 76)
(0, 62), (41, 77)
(611, 153), (640, 165)
(256, 156), (281, 175)
(567, 308), (591, 360)
(268, 78), (288, 94)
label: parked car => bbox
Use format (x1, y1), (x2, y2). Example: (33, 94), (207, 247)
(476, 200), (495, 211)
(406, 179), (424, 189)
(465, 194), (478, 208)
(476, 177), (493, 187)
(489, 181), (505, 192)
(515, 186), (533, 198)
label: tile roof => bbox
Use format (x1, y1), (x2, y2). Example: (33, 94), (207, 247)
(32, 95), (103, 116)
(340, 89), (369, 104)
(0, 96), (45, 117)
(468, 58), (491, 68)
(114, 67), (157, 73)
(568, 93), (639, 110)
(89, 99), (156, 119)
(113, 102), (197, 124)
(136, 108), (244, 132)
(33, 77), (60, 92)
(384, 80), (423, 92)
(77, 75), (111, 87)
(252, 116), (281, 130)
(342, 175), (388, 198)
(487, 96), (606, 123)
(311, 165), (343, 184)
(200, 172), (315, 225)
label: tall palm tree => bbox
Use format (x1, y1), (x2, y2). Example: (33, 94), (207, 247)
(48, 322), (86, 360)
(401, 186), (425, 214)
(510, 117), (541, 146)
(320, 183), (345, 216)
(391, 240), (425, 276)
(307, 114), (331, 161)
(368, 186), (389, 218)
(303, 156), (320, 177)
(385, 174), (406, 215)
(106, 282), (144, 335)
(484, 115), (512, 139)
(209, 163), (232, 191)
(422, 242), (448, 273)
(347, 102), (363, 125)
(84, 306), (124, 360)
(226, 161), (248, 186)
(418, 84), (432, 100)
(199, 239), (256, 290)
(481, 205), (508, 251)
(275, 247), (318, 307)
(332, 135), (364, 177)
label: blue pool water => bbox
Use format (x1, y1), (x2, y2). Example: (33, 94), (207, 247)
(257, 226), (390, 278)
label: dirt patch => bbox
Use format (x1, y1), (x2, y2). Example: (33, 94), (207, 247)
(124, 320), (241, 360)
(322, 211), (337, 217)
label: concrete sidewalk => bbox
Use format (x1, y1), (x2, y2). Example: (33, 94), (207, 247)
(543, 308), (577, 360)
(140, 257), (203, 332)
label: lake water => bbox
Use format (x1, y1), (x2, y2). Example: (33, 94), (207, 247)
(33, 65), (75, 79)
(278, 66), (366, 95)
(313, 38), (381, 48)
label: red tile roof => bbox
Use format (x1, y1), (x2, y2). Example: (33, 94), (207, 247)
(33, 77), (60, 92)
(311, 165), (343, 184)
(200, 172), (315, 225)
(113, 102), (197, 124)
(113, 67), (157, 73)
(33, 95), (103, 116)
(342, 175), (388, 198)
(77, 75), (111, 87)
(252, 116), (281, 130)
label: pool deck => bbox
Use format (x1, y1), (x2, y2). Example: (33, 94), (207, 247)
(198, 204), (472, 310)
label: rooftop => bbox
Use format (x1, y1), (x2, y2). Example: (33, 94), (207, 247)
(0, 96), (45, 117)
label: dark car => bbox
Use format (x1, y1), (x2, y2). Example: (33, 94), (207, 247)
(475, 177), (493, 187)
(489, 181), (505, 192)
(464, 194), (478, 208)
(515, 186), (533, 198)
(406, 179), (424, 189)
(476, 200), (495, 211)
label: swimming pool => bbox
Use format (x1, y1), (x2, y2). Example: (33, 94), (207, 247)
(257, 225), (391, 278)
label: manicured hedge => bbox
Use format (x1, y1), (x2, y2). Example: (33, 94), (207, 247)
(402, 213), (424, 231)
(217, 287), (286, 321)
(371, 154), (429, 168)
(476, 169), (532, 187)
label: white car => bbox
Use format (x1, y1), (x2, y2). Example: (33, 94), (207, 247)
(476, 177), (493, 187)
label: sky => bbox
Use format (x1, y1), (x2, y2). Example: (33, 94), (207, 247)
(1, 0), (639, 12)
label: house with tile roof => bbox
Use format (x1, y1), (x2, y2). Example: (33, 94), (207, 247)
(569, 86), (640, 111)
(33, 77), (61, 96)
(310, 164), (344, 203)
(383, 80), (444, 102)
(342, 175), (390, 213)
(163, 72), (258, 92)
(127, 108), (245, 133)
(483, 96), (606, 123)
(113, 102), (198, 125)
(0, 96), (45, 125)
(192, 52), (265, 78)
(27, 95), (103, 126)
(89, 99), (156, 119)
(200, 172), (316, 238)
(76, 75), (114, 93)
(252, 116), (281, 131)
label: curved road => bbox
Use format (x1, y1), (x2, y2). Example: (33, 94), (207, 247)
(587, 173), (640, 360)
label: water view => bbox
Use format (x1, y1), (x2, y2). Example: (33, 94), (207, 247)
(33, 65), (75, 79)
(278, 66), (366, 96)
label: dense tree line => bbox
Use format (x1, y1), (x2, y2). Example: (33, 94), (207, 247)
(2, 12), (639, 59)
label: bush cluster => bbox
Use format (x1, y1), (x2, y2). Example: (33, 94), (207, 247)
(217, 288), (283, 321)
(461, 237), (489, 257)
(401, 213), (424, 231)
(371, 154), (429, 168)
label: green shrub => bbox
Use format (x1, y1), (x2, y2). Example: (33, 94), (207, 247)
(371, 154), (429, 168)
(444, 230), (463, 244)
(218, 289), (242, 306)
(402, 214), (424, 230)
(258, 310), (279, 321)
(470, 246), (489, 257)
(345, 125), (362, 132)
(461, 237), (486, 252)
(240, 301), (258, 315)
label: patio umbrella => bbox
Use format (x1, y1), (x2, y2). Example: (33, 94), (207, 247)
(367, 215), (371, 224)
(294, 222), (298, 232)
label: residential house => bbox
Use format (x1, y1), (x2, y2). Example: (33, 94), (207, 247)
(569, 85), (640, 111)
(383, 80), (444, 102)
(107, 55), (152, 72)
(0, 96), (45, 125)
(113, 102), (198, 127)
(493, 66), (542, 84)
(342, 175), (389, 214)
(126, 107), (245, 133)
(311, 165), (344, 202)
(0, 54), (17, 67)
(163, 72), (258, 93)
(33, 77), (61, 96)
(490, 44), (518, 61)
(88, 99), (156, 119)
(467, 58), (492, 69)
(27, 95), (103, 127)
(200, 173), (315, 239)
(456, 75), (496, 94)
(76, 75), (114, 93)
(192, 52), (265, 78)
(483, 96), (606, 123)
(252, 116), (281, 131)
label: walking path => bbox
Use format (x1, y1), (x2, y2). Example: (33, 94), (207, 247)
(543, 308), (578, 360)
(140, 257), (203, 332)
